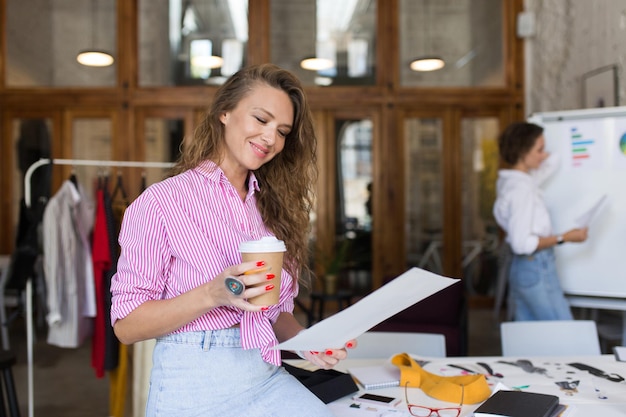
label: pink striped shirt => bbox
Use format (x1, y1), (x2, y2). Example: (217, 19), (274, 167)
(110, 160), (296, 365)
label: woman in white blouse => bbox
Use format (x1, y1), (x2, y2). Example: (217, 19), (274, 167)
(493, 122), (588, 320)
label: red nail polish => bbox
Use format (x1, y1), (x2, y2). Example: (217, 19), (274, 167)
(346, 342), (354, 349)
(256, 261), (265, 267)
(261, 306), (269, 311)
(266, 273), (275, 280)
(265, 284), (274, 291)
(311, 351), (319, 355)
(325, 350), (333, 356)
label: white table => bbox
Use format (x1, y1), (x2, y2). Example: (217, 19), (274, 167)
(289, 354), (626, 416)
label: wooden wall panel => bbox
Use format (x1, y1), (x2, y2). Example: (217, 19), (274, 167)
(0, 0), (525, 294)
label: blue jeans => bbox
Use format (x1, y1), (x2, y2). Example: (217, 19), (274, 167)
(146, 328), (334, 417)
(508, 248), (573, 321)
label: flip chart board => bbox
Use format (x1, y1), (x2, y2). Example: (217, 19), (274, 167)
(528, 106), (626, 298)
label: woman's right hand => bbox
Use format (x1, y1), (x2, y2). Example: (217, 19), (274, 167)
(207, 261), (276, 312)
(564, 227), (588, 243)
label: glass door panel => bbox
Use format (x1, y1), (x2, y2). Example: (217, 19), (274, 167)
(460, 117), (501, 296)
(141, 117), (185, 186)
(313, 116), (373, 296)
(336, 118), (372, 295)
(72, 118), (113, 200)
(404, 117), (444, 274)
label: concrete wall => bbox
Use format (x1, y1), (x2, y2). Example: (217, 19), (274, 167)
(524, 0), (626, 115)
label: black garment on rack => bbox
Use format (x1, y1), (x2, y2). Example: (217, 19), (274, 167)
(7, 119), (52, 304)
(17, 119), (51, 212)
(103, 178), (121, 370)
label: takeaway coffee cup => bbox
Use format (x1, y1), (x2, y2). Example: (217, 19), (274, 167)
(239, 237), (286, 305)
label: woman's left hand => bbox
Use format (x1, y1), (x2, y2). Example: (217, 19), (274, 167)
(299, 339), (357, 369)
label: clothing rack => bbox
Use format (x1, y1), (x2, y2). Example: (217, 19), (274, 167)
(22, 158), (175, 417)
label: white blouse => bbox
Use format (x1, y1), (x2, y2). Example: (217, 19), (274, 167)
(493, 154), (559, 255)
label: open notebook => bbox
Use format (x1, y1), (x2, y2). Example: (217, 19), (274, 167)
(347, 365), (401, 390)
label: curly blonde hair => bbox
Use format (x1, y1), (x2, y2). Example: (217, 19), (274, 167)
(172, 64), (317, 289)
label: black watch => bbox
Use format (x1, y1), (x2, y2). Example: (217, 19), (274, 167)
(556, 235), (564, 245)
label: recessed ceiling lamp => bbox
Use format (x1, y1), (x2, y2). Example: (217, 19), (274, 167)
(300, 57), (334, 71)
(77, 0), (114, 67)
(409, 56), (445, 72)
(314, 76), (333, 86)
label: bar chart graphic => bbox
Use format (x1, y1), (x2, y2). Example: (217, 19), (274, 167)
(568, 124), (602, 169)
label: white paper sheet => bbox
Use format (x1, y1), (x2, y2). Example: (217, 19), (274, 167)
(573, 194), (607, 228)
(275, 267), (459, 351)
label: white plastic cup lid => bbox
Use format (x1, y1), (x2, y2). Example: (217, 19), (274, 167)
(239, 236), (286, 253)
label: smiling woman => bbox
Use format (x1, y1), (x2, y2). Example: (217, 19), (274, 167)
(110, 64), (355, 416)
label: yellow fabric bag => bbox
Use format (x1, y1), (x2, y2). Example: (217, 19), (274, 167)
(391, 353), (491, 404)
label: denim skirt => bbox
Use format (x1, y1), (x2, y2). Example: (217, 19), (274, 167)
(145, 328), (334, 417)
(508, 247), (573, 321)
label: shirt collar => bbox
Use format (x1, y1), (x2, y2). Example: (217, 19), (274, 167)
(194, 160), (260, 193)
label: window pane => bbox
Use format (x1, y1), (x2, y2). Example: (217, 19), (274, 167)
(270, 0), (376, 87)
(139, 0), (248, 87)
(399, 0), (504, 87)
(460, 118), (500, 296)
(404, 118), (444, 273)
(6, 0), (117, 87)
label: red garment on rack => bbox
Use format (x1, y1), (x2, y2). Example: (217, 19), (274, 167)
(91, 188), (112, 378)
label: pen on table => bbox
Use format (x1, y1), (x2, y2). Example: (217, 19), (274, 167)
(477, 362), (504, 378)
(513, 385), (529, 390)
(448, 364), (478, 374)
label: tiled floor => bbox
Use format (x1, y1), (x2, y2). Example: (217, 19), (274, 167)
(6, 306), (618, 416)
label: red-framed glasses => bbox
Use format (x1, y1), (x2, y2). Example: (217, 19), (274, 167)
(404, 382), (464, 417)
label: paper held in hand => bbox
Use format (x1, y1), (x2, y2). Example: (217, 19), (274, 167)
(573, 194), (607, 228)
(274, 267), (459, 351)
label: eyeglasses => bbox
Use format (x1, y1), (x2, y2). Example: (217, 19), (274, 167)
(404, 382), (463, 417)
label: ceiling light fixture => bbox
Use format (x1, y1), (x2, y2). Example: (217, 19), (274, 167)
(410, 56), (445, 72)
(77, 50), (115, 67)
(410, 0), (444, 73)
(300, 57), (334, 71)
(191, 55), (224, 69)
(77, 0), (114, 67)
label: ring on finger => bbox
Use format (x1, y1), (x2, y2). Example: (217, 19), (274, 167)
(225, 276), (245, 296)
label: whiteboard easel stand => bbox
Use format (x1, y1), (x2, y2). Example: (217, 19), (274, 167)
(567, 295), (626, 346)
(23, 158), (175, 417)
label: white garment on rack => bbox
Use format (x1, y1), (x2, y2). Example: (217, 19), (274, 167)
(42, 180), (96, 348)
(133, 339), (156, 417)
